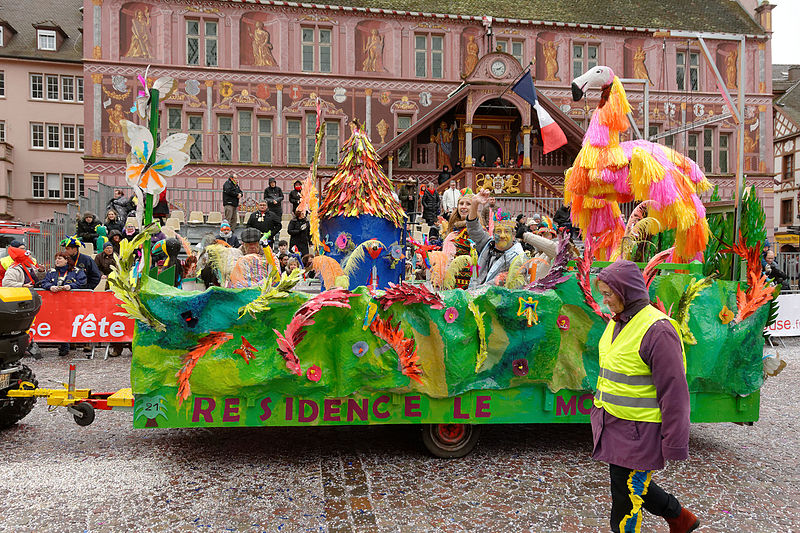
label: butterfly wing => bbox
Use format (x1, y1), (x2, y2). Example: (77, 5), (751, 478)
(152, 77), (178, 101)
(152, 133), (194, 177)
(121, 120), (154, 187)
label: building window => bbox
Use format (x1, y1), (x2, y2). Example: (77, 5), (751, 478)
(77, 125), (84, 151)
(78, 174), (84, 196)
(258, 118), (272, 164)
(703, 129), (713, 173)
(0, 27), (3, 48)
(30, 74), (43, 99)
(63, 174), (76, 200)
(301, 27), (332, 73)
(781, 198), (793, 226)
(217, 115), (232, 162)
(76, 77), (83, 103)
(62, 125), (75, 150)
(46, 173), (60, 198)
(31, 123), (44, 148)
(0, 121), (5, 143)
(37, 30), (56, 51)
(187, 20), (218, 67)
(46, 75), (59, 100)
(687, 133), (698, 164)
(415, 34), (444, 78)
(238, 110), (252, 163)
(648, 125), (659, 140)
(572, 43), (599, 78)
(166, 107), (182, 135)
(0, 71), (5, 97)
(397, 115), (412, 168)
(305, 112), (316, 164)
(32, 173), (45, 198)
(496, 40), (524, 64)
(677, 51), (699, 91)
(783, 153), (794, 182)
(46, 124), (59, 149)
(61, 76), (74, 102)
(664, 134), (674, 150)
(719, 133), (729, 174)
(188, 115), (202, 161)
(325, 121), (340, 166)
(287, 119), (301, 165)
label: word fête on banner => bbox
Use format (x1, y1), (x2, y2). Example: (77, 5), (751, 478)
(31, 290), (134, 343)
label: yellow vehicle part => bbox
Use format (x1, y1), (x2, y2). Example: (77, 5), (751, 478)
(107, 388), (134, 408)
(0, 287), (34, 302)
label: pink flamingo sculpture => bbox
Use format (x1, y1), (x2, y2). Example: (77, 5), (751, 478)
(565, 66), (711, 261)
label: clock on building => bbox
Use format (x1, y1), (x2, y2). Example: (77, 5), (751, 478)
(490, 60), (507, 78)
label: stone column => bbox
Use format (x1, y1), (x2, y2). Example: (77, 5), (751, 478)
(91, 73), (103, 157)
(522, 126), (531, 168)
(276, 84), (283, 136)
(464, 124), (473, 166)
(388, 154), (393, 180)
(364, 88), (373, 137)
(205, 80), (214, 162)
(92, 0), (102, 59)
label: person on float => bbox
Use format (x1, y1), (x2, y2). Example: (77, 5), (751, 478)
(465, 190), (525, 287)
(104, 209), (125, 234)
(441, 180), (461, 220)
(289, 179), (303, 214)
(593, 260), (699, 533)
(62, 237), (101, 289)
(519, 217), (558, 281)
(76, 212), (101, 246)
(287, 209), (311, 257)
(441, 191), (481, 289)
(228, 228), (272, 288)
(94, 241), (116, 277)
(217, 220), (240, 248)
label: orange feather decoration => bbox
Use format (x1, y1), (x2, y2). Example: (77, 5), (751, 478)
(175, 332), (234, 406)
(369, 315), (423, 385)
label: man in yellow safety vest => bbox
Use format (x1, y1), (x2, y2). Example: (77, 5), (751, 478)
(593, 260), (699, 533)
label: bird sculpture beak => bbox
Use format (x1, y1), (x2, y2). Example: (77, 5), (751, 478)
(571, 82), (584, 102)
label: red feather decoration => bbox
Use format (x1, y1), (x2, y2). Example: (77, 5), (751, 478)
(575, 235), (611, 321)
(369, 314), (423, 385)
(176, 332), (234, 405)
(377, 281), (444, 311)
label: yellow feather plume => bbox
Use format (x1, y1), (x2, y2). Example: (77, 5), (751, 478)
(469, 300), (488, 373)
(504, 254), (528, 289)
(443, 255), (475, 289)
(343, 239), (383, 278)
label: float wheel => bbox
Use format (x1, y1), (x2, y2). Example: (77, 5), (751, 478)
(421, 423), (481, 458)
(72, 402), (95, 426)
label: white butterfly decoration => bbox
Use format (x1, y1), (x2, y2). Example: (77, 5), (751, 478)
(121, 119), (193, 196)
(130, 65), (178, 119)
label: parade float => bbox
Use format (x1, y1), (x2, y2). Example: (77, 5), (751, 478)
(0, 67), (779, 457)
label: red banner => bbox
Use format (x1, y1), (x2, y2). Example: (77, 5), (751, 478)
(31, 290), (134, 343)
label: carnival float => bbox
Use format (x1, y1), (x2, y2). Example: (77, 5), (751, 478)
(0, 66), (779, 457)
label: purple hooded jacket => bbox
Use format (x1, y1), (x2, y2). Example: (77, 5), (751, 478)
(591, 260), (690, 471)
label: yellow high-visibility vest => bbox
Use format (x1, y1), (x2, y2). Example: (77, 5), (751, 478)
(594, 305), (685, 422)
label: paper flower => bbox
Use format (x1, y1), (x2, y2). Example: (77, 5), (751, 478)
(306, 365), (322, 382)
(557, 315), (570, 330)
(233, 336), (258, 364)
(352, 341), (369, 357)
(121, 120), (193, 196)
(512, 359), (529, 377)
(719, 305), (735, 325)
(335, 233), (349, 251)
(444, 307), (459, 323)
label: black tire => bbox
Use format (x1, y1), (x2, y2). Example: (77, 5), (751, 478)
(421, 423), (481, 458)
(0, 365), (38, 430)
(72, 402), (95, 426)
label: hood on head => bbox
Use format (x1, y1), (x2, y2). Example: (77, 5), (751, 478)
(597, 260), (649, 309)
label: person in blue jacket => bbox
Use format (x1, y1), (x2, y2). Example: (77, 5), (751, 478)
(40, 252), (87, 292)
(61, 236), (101, 289)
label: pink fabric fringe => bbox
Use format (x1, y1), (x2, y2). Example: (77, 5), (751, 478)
(585, 118), (610, 147)
(691, 194), (706, 219)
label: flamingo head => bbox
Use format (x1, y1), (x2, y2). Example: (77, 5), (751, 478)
(571, 66), (615, 101)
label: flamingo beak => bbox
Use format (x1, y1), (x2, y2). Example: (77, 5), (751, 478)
(571, 82), (584, 101)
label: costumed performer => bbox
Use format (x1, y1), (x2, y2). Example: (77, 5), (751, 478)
(442, 191), (480, 289)
(466, 190), (524, 287)
(593, 260), (699, 533)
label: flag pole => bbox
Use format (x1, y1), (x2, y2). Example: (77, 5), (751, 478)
(499, 61), (533, 99)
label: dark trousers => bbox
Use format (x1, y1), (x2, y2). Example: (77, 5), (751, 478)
(609, 464), (681, 533)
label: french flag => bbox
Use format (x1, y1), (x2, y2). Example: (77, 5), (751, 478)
(511, 71), (568, 154)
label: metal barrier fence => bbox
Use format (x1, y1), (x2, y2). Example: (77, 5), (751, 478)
(775, 252), (800, 292)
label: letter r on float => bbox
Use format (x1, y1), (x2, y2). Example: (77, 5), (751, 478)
(72, 315), (84, 337)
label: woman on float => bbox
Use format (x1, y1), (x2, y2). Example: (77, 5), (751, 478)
(442, 190), (481, 289)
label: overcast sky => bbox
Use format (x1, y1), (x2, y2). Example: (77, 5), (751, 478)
(770, 0), (799, 65)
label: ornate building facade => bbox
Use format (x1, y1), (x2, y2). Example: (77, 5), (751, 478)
(81, 0), (776, 229)
(0, 0), (84, 222)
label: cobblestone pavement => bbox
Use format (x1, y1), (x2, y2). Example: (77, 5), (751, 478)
(1, 341), (798, 533)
